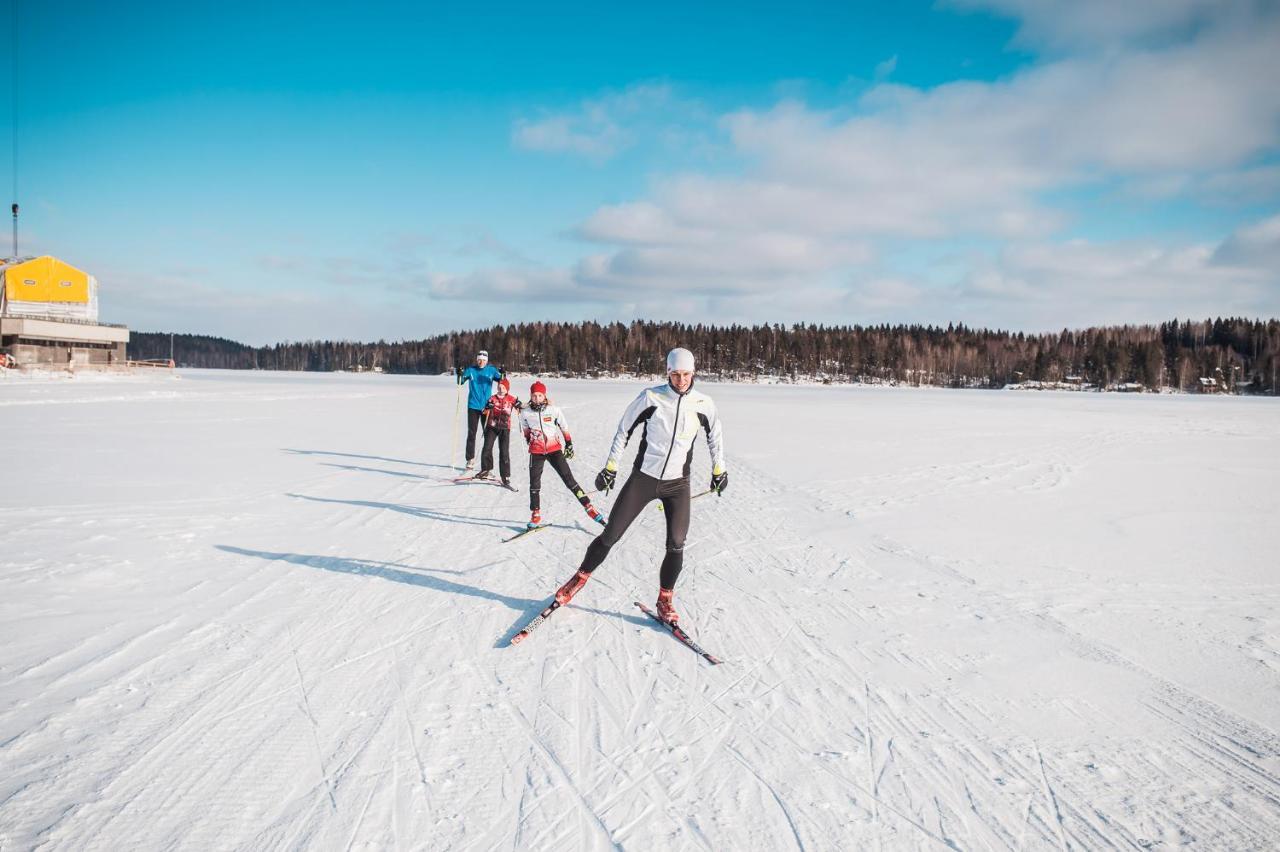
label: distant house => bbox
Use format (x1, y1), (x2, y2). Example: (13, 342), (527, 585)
(1115, 382), (1144, 393)
(0, 255), (130, 370)
(1198, 377), (1219, 394)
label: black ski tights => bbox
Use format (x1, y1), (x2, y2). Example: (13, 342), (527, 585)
(465, 408), (485, 462)
(529, 450), (591, 512)
(579, 472), (691, 589)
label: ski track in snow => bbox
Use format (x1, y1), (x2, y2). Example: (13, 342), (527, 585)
(1, 371), (1278, 850)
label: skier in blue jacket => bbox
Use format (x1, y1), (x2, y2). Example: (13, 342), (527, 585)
(456, 350), (504, 470)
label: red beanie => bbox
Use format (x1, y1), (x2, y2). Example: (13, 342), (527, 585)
(530, 380), (547, 396)
(498, 377), (510, 392)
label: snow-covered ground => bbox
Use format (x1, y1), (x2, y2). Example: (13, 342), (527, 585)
(2, 369), (1278, 850)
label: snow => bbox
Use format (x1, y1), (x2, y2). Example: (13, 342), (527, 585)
(2, 369), (1278, 849)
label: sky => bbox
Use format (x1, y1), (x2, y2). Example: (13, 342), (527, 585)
(3, 0), (1279, 345)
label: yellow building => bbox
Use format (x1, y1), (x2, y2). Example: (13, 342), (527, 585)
(1, 255), (130, 369)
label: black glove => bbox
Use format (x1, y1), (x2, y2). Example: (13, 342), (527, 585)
(455, 365), (464, 384)
(499, 366), (507, 377)
(595, 467), (616, 492)
(563, 442), (575, 460)
(710, 470), (728, 496)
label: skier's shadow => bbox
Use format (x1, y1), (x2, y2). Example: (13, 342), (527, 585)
(318, 462), (432, 480)
(216, 545), (542, 610)
(286, 492), (516, 530)
(283, 448), (454, 470)
(216, 544), (648, 644)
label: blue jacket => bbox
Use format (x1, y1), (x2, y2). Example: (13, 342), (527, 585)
(459, 364), (502, 410)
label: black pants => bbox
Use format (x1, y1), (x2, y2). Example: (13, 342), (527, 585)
(579, 472), (690, 589)
(465, 408), (485, 462)
(480, 427), (511, 479)
(529, 451), (591, 512)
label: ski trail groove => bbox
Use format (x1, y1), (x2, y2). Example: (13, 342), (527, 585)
(287, 624), (338, 813)
(1035, 741), (1070, 852)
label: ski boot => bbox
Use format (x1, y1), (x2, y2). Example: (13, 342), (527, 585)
(555, 570), (592, 605)
(656, 588), (679, 624)
(502, 477), (512, 488)
(527, 509), (542, 529)
(464, 459), (475, 471)
(584, 503), (607, 526)
(475, 469), (492, 480)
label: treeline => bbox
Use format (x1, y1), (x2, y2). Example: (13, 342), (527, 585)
(130, 317), (1280, 393)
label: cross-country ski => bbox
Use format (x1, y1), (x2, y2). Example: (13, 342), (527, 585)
(501, 523), (549, 543)
(635, 601), (723, 665)
(508, 599), (562, 645)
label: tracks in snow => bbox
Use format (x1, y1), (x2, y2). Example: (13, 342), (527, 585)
(4, 388), (1279, 850)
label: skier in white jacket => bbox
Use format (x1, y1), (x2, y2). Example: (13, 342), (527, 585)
(552, 347), (727, 623)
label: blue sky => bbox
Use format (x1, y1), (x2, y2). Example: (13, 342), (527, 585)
(4, 0), (1278, 344)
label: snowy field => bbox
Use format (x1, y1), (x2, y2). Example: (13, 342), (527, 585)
(2, 369), (1278, 851)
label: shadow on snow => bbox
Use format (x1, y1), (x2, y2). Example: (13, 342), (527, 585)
(283, 447), (454, 471)
(318, 462), (432, 479)
(215, 544), (543, 611)
(214, 545), (649, 647)
(286, 492), (521, 530)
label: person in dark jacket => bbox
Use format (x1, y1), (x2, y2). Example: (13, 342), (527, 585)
(478, 377), (521, 487)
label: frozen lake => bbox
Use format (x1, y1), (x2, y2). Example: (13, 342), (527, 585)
(2, 369), (1278, 849)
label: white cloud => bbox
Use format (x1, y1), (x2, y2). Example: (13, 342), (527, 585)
(511, 82), (683, 163)
(389, 0), (1280, 332)
(848, 277), (926, 311)
(512, 115), (625, 162)
(549, 8), (1276, 307)
(953, 232), (1277, 329)
(426, 267), (590, 303)
(945, 0), (1251, 51)
(99, 267), (413, 345)
(1212, 214), (1280, 268)
(1197, 166), (1280, 204)
(873, 55), (899, 81)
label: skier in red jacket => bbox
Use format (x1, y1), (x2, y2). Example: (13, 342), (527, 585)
(517, 380), (607, 529)
(478, 378), (521, 487)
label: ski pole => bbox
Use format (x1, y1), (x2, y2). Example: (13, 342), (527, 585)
(658, 489), (713, 512)
(450, 376), (463, 468)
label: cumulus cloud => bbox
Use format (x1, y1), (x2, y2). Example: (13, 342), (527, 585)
(1212, 214), (1280, 268)
(954, 232), (1277, 329)
(945, 0), (1251, 51)
(512, 115), (625, 162)
(507, 4), (1276, 324)
(99, 267), (417, 345)
(1198, 166), (1280, 204)
(511, 82), (684, 163)
(426, 267), (591, 303)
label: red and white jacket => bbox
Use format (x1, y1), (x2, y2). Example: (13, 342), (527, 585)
(482, 392), (522, 431)
(518, 402), (572, 455)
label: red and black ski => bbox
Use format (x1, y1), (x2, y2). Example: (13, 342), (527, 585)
(509, 599), (562, 645)
(634, 602), (723, 665)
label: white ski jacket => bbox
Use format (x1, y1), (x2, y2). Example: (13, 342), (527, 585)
(519, 402), (572, 455)
(605, 382), (725, 481)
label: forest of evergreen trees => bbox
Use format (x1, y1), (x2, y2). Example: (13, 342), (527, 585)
(130, 317), (1280, 393)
